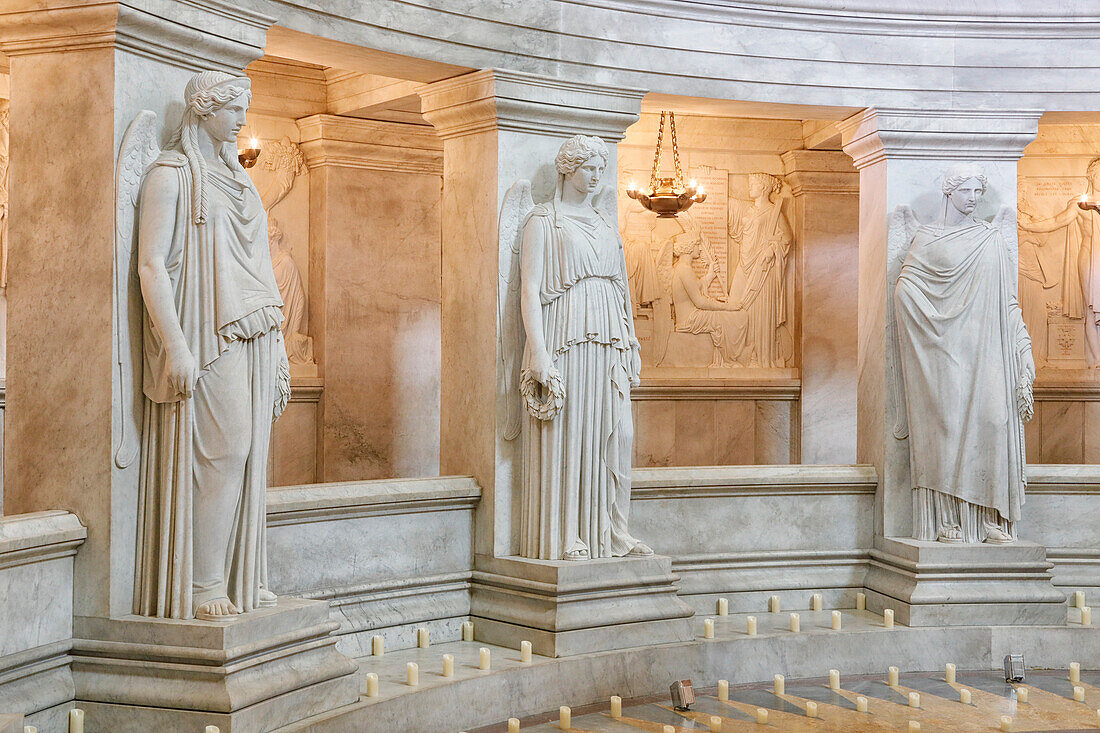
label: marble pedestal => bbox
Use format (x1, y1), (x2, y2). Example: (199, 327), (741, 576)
(470, 554), (695, 658)
(864, 537), (1066, 627)
(70, 599), (359, 732)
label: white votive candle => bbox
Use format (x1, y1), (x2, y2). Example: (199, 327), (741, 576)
(946, 663), (956, 684)
(705, 618), (715, 638)
(856, 697), (868, 713)
(832, 611), (842, 630)
(1017, 687), (1028, 704)
(756, 708), (769, 724)
(521, 640), (532, 663)
(1084, 607), (1093, 626)
(909, 722), (921, 733)
(559, 706), (571, 730)
(1075, 685), (1086, 702)
(888, 666), (899, 686)
(719, 679), (729, 701)
(790, 613), (800, 633)
(829, 669), (840, 690)
(662, 727), (675, 733)
(884, 609), (895, 628)
(69, 709), (84, 733)
(718, 597), (729, 616)
(371, 635), (384, 656)
(1076, 590), (1086, 608)
(26, 727), (39, 733)
(479, 647), (491, 670)
(610, 695), (622, 718)
(812, 593), (823, 611)
(366, 672), (379, 697)
(708, 715), (722, 731)
(805, 701), (817, 718)
(406, 662), (419, 686)
(204, 728), (218, 733)
(960, 689), (972, 705)
(769, 595), (781, 613)
(462, 620), (474, 641)
(443, 653), (454, 677)
(1072, 662), (1081, 683)
(747, 616), (757, 636)
(774, 674), (785, 695)
(909, 692), (920, 708)
(856, 592), (866, 610)
(418, 627), (430, 648)
(1001, 715), (1012, 731)
(508, 718), (520, 733)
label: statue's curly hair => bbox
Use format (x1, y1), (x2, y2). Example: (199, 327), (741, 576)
(942, 163), (988, 196)
(555, 135), (609, 176)
(749, 172), (781, 196)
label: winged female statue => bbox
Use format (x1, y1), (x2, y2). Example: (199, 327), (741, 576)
(498, 135), (652, 561)
(116, 70), (290, 621)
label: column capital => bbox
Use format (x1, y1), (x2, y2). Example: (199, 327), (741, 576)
(838, 107), (1043, 170)
(0, 0), (273, 71)
(297, 114), (443, 175)
(781, 149), (858, 196)
(418, 68), (645, 142)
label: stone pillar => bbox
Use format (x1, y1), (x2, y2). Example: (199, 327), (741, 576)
(298, 114), (443, 481)
(0, 3), (357, 727)
(782, 150), (859, 464)
(419, 70), (693, 656)
(840, 108), (1064, 625)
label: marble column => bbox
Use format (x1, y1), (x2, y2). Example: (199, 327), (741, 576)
(782, 150), (859, 464)
(298, 114), (443, 481)
(0, 3), (358, 727)
(840, 109), (1064, 625)
(419, 70), (694, 656)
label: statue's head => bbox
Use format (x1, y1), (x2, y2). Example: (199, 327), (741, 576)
(747, 172), (781, 200)
(1087, 158), (1100, 190)
(941, 163), (987, 217)
(672, 233), (700, 260)
(555, 135), (609, 196)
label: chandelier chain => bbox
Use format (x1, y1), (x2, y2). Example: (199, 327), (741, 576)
(649, 111), (665, 193)
(670, 111), (685, 189)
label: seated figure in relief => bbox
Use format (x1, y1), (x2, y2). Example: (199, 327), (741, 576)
(892, 163), (1034, 544)
(669, 231), (748, 366)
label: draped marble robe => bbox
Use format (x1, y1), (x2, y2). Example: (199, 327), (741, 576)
(134, 151), (288, 618)
(519, 204), (642, 560)
(893, 220), (1031, 543)
(729, 198), (792, 367)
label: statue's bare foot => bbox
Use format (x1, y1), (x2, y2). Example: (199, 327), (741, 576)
(562, 540), (589, 561)
(258, 587), (278, 608)
(984, 527), (1015, 544)
(936, 526), (965, 543)
(195, 597), (240, 621)
(628, 541), (654, 556)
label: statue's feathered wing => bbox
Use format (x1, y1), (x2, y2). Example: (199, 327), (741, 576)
(114, 110), (161, 468)
(889, 205), (920, 440)
(499, 180), (534, 440)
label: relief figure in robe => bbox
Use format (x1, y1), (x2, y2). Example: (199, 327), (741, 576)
(670, 231), (748, 366)
(892, 164), (1034, 544)
(268, 217), (315, 367)
(1019, 157), (1100, 366)
(119, 71), (291, 621)
(728, 172), (793, 367)
(499, 135), (652, 561)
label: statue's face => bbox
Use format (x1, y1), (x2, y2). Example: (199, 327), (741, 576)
(947, 177), (983, 216)
(1090, 167), (1100, 190)
(200, 90), (250, 145)
(567, 155), (605, 195)
(748, 178), (764, 197)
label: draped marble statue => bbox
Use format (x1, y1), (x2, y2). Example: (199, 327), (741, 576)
(117, 71), (290, 620)
(728, 172), (793, 367)
(1019, 157), (1100, 367)
(670, 231), (748, 366)
(268, 217), (315, 368)
(892, 164), (1034, 544)
(500, 135), (652, 561)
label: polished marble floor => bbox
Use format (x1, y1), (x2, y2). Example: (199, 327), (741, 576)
(472, 670), (1100, 732)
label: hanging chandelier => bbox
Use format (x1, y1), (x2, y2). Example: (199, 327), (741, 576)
(626, 111), (706, 218)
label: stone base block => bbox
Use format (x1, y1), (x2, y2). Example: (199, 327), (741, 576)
(864, 537), (1066, 626)
(470, 554), (695, 657)
(71, 598), (360, 733)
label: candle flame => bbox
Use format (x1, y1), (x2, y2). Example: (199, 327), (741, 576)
(628, 180), (637, 190)
(250, 137), (260, 150)
(689, 179), (697, 188)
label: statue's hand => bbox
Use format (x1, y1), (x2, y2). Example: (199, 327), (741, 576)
(166, 347), (199, 399)
(529, 349), (556, 386)
(629, 347), (642, 388)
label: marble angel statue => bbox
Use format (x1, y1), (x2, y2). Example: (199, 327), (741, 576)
(116, 71), (290, 621)
(891, 163), (1034, 545)
(499, 134), (653, 561)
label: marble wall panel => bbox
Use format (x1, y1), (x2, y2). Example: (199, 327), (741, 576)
(1039, 401), (1085, 464)
(269, 383), (321, 486)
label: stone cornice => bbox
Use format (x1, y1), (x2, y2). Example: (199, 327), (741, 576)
(839, 108), (1043, 169)
(0, 510), (86, 570)
(631, 377), (800, 401)
(297, 114), (443, 175)
(266, 476), (480, 525)
(418, 68), (645, 142)
(0, 0), (273, 71)
(781, 150), (858, 196)
(631, 464), (878, 499)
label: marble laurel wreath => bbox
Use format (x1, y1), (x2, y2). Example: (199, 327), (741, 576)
(891, 163), (1035, 546)
(116, 70), (291, 621)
